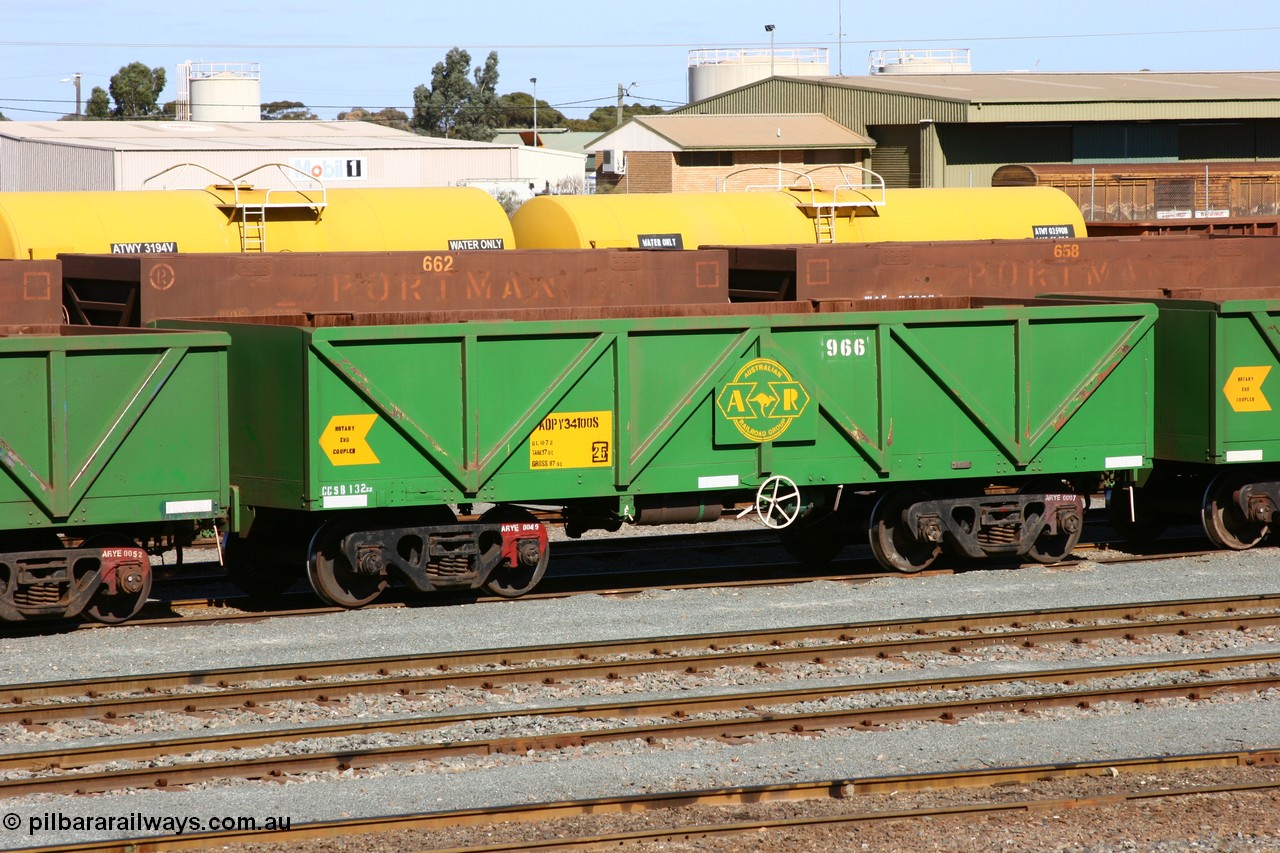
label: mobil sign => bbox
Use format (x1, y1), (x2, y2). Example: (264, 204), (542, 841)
(289, 156), (369, 181)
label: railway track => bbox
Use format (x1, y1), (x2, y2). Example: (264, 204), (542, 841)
(4, 594), (1279, 799)
(12, 751), (1280, 852)
(7, 592), (1277, 709)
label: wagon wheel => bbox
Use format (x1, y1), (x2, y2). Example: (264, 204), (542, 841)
(1019, 478), (1082, 565)
(778, 511), (849, 565)
(307, 518), (386, 608)
(753, 475), (803, 529)
(482, 506), (550, 598)
(1105, 485), (1167, 543)
(867, 487), (939, 573)
(1201, 470), (1268, 550)
(81, 534), (152, 624)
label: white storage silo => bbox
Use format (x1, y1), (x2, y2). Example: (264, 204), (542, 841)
(185, 62), (261, 122)
(687, 48), (830, 103)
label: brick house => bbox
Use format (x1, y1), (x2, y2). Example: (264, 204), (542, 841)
(590, 113), (875, 193)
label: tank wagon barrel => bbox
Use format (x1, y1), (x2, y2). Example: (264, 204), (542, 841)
(0, 186), (513, 260)
(0, 183), (1086, 261)
(511, 187), (1087, 250)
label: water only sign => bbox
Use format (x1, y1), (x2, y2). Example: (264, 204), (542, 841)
(289, 157), (368, 181)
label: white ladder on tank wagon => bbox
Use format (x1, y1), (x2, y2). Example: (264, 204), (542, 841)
(143, 163), (329, 253)
(717, 165), (887, 244)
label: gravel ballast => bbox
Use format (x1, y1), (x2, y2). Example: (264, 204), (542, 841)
(1, 548), (1279, 850)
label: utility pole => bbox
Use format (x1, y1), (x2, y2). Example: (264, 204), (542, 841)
(616, 82), (636, 126)
(837, 1), (844, 75)
(530, 77), (538, 145)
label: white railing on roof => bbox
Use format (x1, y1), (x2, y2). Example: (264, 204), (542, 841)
(868, 48), (971, 74)
(688, 47), (828, 67)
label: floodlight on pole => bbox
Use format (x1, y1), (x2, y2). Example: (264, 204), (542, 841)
(765, 25), (776, 77)
(60, 72), (82, 118)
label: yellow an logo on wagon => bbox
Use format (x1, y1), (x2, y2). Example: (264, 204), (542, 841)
(716, 358), (810, 443)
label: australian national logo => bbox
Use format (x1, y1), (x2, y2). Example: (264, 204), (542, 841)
(716, 358), (811, 443)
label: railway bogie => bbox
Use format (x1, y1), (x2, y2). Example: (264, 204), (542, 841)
(0, 325), (230, 622)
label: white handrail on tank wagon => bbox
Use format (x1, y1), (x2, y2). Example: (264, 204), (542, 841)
(716, 164), (887, 243)
(142, 163), (239, 191)
(144, 162), (328, 253)
(227, 165), (328, 252)
(141, 162), (328, 212)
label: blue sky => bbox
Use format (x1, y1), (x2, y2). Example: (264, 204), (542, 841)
(2, 2), (1278, 122)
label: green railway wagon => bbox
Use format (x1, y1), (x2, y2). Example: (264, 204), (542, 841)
(0, 326), (230, 622)
(1097, 292), (1280, 549)
(167, 299), (1154, 608)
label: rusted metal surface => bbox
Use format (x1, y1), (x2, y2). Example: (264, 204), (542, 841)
(0, 261), (63, 327)
(171, 302), (817, 330)
(719, 235), (1280, 303)
(59, 249), (731, 326)
(1087, 218), (1280, 237)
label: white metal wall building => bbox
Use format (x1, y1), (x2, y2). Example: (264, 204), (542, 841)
(0, 121), (585, 192)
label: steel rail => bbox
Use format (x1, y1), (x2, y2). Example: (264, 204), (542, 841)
(4, 655), (1280, 797)
(5, 592), (1278, 715)
(13, 748), (1280, 853)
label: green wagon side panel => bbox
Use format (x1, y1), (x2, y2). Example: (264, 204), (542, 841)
(167, 302), (1153, 514)
(0, 328), (230, 530)
(1151, 298), (1280, 465)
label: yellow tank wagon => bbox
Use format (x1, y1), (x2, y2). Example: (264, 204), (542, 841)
(0, 184), (514, 260)
(512, 186), (1086, 249)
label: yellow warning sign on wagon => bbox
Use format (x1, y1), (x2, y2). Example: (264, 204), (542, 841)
(530, 411), (612, 470)
(319, 414), (380, 466)
(1224, 366), (1272, 413)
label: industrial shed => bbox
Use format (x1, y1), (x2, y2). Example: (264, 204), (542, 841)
(668, 68), (1280, 189)
(0, 120), (586, 193)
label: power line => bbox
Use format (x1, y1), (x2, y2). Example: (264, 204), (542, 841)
(1, 26), (1278, 51)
